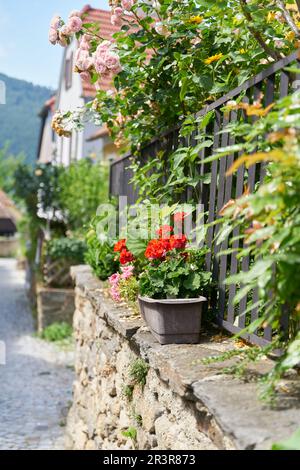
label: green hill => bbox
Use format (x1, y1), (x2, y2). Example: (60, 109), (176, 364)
(0, 73), (53, 165)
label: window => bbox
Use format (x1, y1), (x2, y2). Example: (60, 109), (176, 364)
(65, 53), (73, 90)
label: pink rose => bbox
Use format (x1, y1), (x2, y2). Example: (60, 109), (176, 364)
(58, 32), (69, 47)
(80, 34), (91, 51)
(104, 52), (121, 70)
(121, 0), (134, 10)
(61, 24), (72, 37)
(111, 14), (122, 26)
(114, 7), (123, 17)
(80, 71), (91, 82)
(69, 10), (82, 18)
(49, 27), (58, 45)
(96, 40), (111, 56)
(111, 63), (122, 75)
(75, 49), (93, 71)
(94, 56), (108, 74)
(50, 15), (61, 30)
(67, 16), (83, 33)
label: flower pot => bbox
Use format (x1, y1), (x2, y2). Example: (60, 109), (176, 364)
(138, 295), (207, 345)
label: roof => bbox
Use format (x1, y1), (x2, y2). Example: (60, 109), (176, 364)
(45, 95), (56, 113)
(0, 190), (21, 223)
(80, 6), (121, 98)
(39, 95), (56, 118)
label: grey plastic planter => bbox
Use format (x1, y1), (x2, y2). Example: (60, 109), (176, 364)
(138, 295), (207, 345)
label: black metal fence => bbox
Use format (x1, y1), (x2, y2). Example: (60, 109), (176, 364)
(109, 50), (300, 346)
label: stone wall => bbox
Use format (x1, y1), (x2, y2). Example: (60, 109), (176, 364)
(0, 238), (19, 257)
(65, 266), (300, 451)
(37, 285), (75, 333)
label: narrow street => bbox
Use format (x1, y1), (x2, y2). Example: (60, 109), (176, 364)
(0, 258), (73, 450)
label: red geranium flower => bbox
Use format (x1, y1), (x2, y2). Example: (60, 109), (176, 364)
(156, 225), (173, 238)
(114, 239), (127, 252)
(169, 234), (187, 250)
(119, 249), (134, 265)
(145, 239), (169, 260)
(174, 212), (187, 224)
(160, 238), (171, 252)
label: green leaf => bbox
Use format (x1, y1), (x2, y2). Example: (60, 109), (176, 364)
(183, 272), (201, 291)
(180, 77), (188, 102)
(126, 238), (147, 257)
(272, 428), (300, 450)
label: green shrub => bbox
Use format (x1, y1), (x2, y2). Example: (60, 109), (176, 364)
(40, 322), (72, 342)
(118, 276), (139, 303)
(58, 159), (109, 233)
(46, 237), (87, 264)
(85, 215), (119, 281)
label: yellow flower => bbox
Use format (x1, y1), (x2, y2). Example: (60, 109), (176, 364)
(239, 48), (246, 54)
(189, 15), (203, 25)
(267, 11), (276, 23)
(35, 169), (43, 177)
(285, 30), (296, 41)
(204, 53), (223, 65)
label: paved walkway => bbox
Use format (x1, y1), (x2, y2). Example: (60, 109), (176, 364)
(0, 258), (74, 450)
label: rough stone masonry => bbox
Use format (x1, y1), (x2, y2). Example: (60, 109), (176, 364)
(65, 265), (300, 451)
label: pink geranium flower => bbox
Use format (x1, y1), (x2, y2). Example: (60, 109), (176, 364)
(109, 273), (121, 287)
(121, 265), (134, 280)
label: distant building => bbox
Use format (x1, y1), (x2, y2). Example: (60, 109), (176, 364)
(37, 5), (120, 166)
(37, 95), (56, 164)
(0, 190), (21, 236)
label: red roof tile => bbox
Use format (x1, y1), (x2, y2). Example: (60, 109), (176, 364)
(45, 95), (56, 112)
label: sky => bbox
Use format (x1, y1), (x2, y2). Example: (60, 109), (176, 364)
(0, 0), (109, 89)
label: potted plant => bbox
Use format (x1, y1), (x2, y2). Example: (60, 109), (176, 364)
(138, 222), (211, 345)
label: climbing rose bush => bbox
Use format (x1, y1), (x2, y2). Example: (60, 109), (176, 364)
(49, 0), (299, 152)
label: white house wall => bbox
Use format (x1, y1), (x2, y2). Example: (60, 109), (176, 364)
(56, 39), (85, 166)
(38, 114), (54, 164)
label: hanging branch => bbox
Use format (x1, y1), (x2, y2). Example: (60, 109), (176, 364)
(239, 0), (281, 60)
(277, 0), (300, 37)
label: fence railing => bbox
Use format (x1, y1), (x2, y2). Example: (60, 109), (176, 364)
(109, 50), (300, 347)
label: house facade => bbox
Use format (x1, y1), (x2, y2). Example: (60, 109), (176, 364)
(38, 5), (119, 166)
